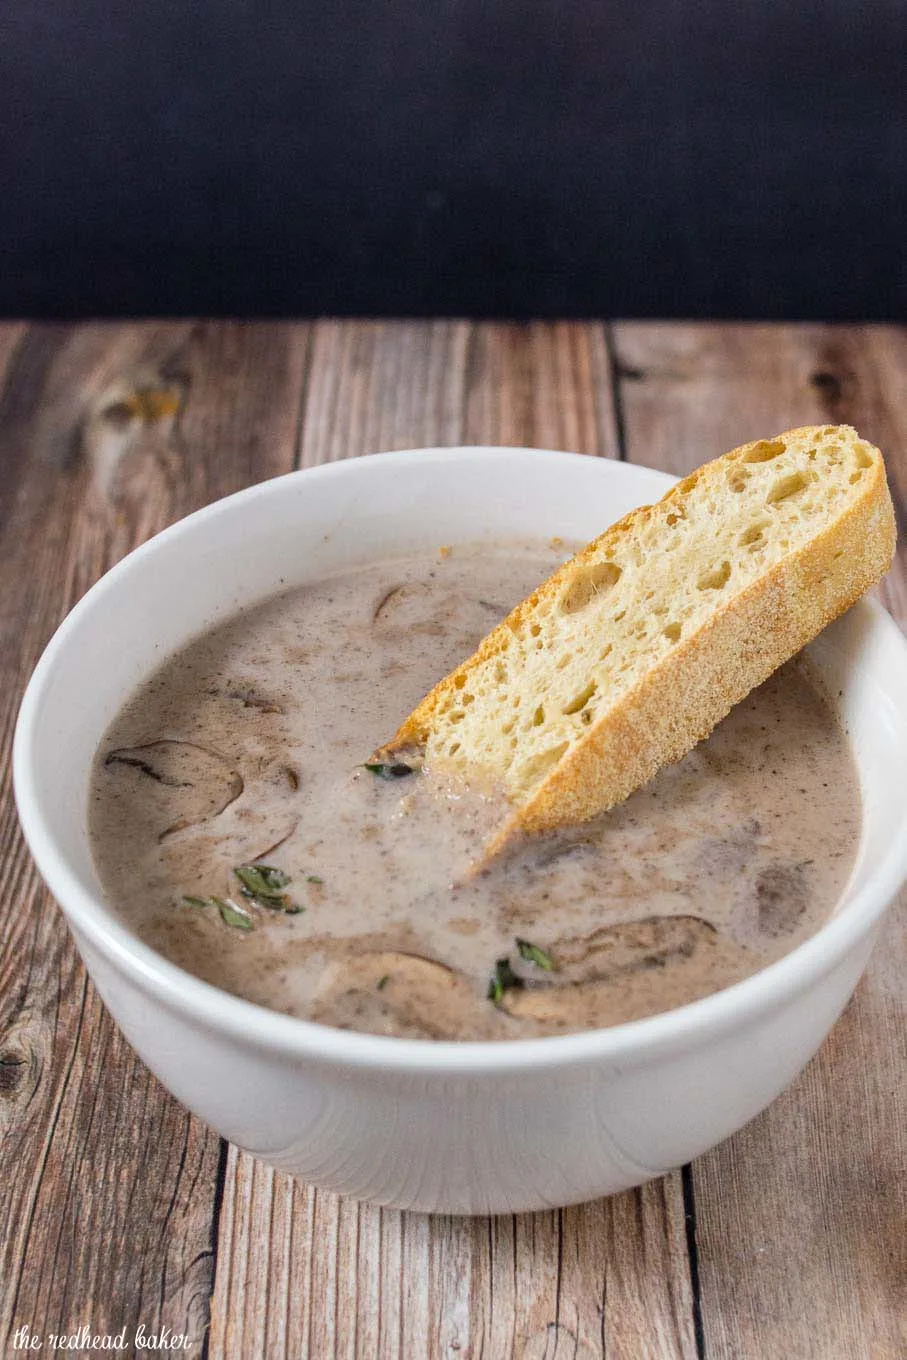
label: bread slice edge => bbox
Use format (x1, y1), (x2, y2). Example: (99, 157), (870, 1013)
(379, 427), (895, 854)
(485, 449), (893, 853)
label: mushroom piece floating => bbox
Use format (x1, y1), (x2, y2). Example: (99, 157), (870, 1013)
(161, 761), (302, 872)
(311, 951), (482, 1040)
(547, 914), (719, 981)
(104, 740), (243, 839)
(497, 915), (753, 1029)
(372, 580), (506, 635)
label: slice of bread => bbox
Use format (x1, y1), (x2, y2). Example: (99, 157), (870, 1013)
(378, 425), (895, 858)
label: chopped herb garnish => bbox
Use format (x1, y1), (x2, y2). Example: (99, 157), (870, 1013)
(306, 874), (324, 885)
(184, 893), (254, 930)
(376, 975), (390, 991)
(184, 865), (304, 924)
(488, 957), (524, 1007)
(363, 762), (415, 780)
(516, 938), (555, 971)
(214, 897), (254, 930)
(234, 864), (291, 899)
(233, 863), (302, 914)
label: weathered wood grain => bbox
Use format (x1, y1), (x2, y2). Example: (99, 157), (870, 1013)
(210, 321), (699, 1360)
(460, 321), (616, 455)
(613, 321), (907, 1360)
(298, 320), (469, 465)
(0, 321), (311, 1357)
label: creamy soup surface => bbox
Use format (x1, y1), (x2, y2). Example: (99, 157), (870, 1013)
(89, 541), (862, 1040)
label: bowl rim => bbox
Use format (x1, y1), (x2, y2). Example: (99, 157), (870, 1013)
(14, 445), (907, 1075)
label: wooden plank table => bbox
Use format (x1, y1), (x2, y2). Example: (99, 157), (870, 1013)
(0, 321), (904, 1359)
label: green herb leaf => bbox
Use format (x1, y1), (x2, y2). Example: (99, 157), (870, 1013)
(233, 863), (302, 914)
(488, 957), (524, 1006)
(363, 762), (415, 780)
(516, 938), (555, 971)
(213, 897), (254, 930)
(234, 863), (291, 899)
(306, 874), (324, 884)
(181, 895), (213, 909)
(376, 974), (390, 991)
(248, 891), (304, 915)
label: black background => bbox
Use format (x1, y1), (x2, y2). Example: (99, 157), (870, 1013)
(2, 1), (905, 318)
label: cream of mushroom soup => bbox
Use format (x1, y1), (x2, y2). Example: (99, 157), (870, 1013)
(89, 542), (861, 1040)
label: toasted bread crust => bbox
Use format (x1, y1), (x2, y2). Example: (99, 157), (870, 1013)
(382, 427), (896, 849)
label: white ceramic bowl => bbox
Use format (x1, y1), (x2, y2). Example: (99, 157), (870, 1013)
(14, 449), (907, 1214)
